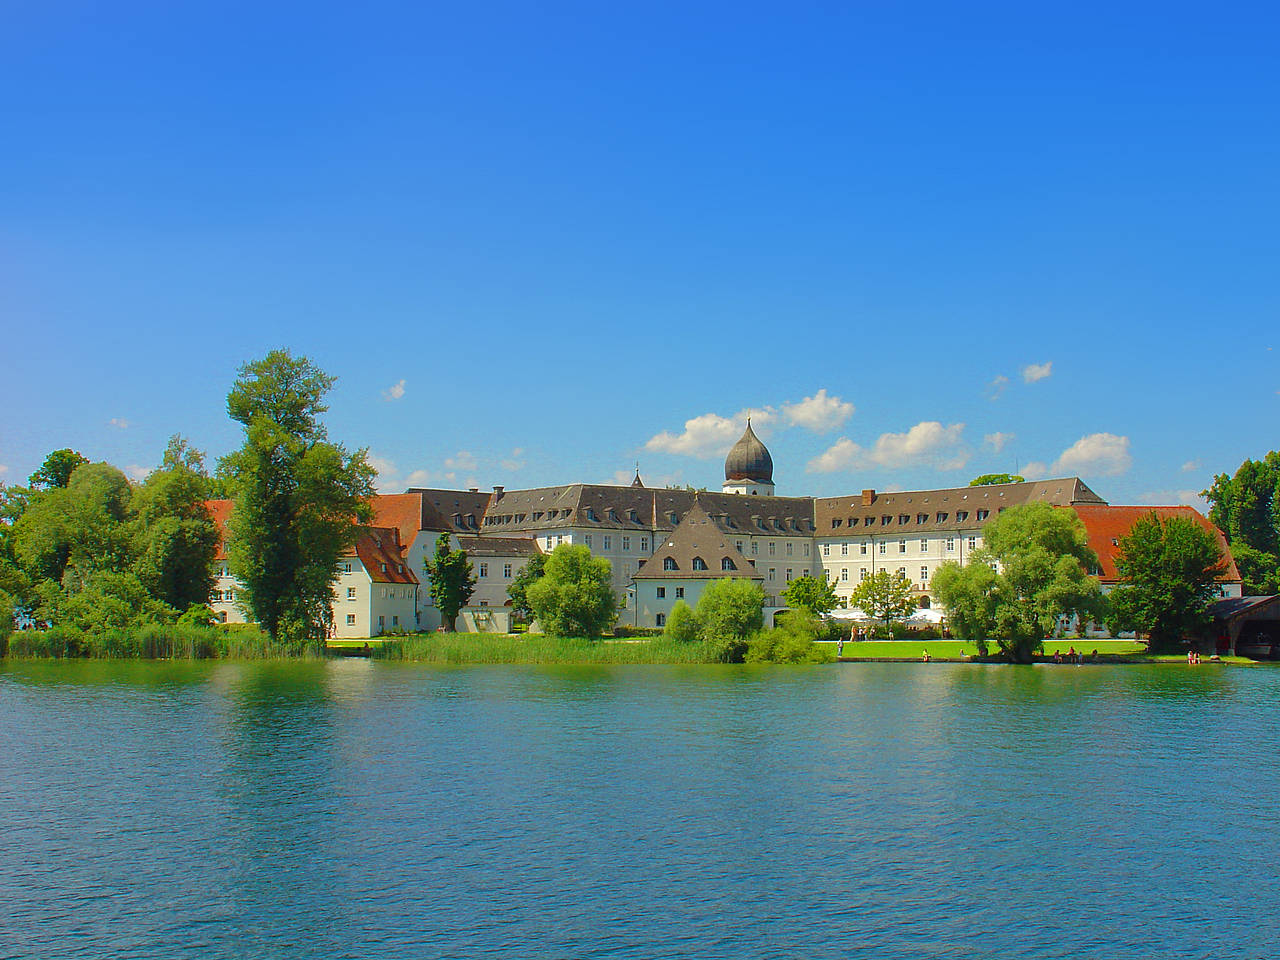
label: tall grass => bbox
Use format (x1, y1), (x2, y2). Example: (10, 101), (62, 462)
(371, 633), (720, 664)
(5, 624), (303, 660)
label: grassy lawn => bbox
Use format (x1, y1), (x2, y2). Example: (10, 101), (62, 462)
(830, 639), (1147, 659)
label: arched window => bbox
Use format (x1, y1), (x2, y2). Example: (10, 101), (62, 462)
(721, 557), (735, 571)
(692, 557), (708, 571)
(663, 557), (678, 571)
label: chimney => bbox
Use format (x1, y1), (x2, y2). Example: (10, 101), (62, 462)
(861, 489), (875, 507)
(468, 487), (479, 493)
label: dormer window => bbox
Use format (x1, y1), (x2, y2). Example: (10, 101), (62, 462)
(532, 511), (543, 521)
(628, 509), (639, 522)
(976, 509), (989, 521)
(956, 510), (968, 522)
(692, 557), (708, 571)
(669, 512), (679, 524)
(937, 512), (948, 523)
(721, 557), (735, 571)
(863, 517), (874, 526)
(663, 557), (678, 571)
(881, 516), (892, 525)
(380, 563), (387, 573)
(917, 513), (928, 523)
(832, 519), (843, 528)
(899, 515), (910, 524)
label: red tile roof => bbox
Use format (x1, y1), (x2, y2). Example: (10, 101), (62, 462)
(352, 526), (418, 584)
(1066, 504), (1241, 584)
(369, 492), (451, 543)
(206, 499), (234, 560)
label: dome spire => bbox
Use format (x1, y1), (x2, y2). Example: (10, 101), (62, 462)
(723, 419), (775, 496)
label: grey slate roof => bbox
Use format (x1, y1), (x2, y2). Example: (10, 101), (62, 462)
(456, 535), (540, 558)
(813, 478), (1107, 536)
(633, 500), (764, 581)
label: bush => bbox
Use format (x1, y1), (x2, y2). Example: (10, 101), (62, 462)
(612, 625), (664, 638)
(663, 600), (702, 642)
(526, 545), (617, 638)
(746, 612), (835, 664)
(695, 579), (765, 662)
(5, 622), (289, 659)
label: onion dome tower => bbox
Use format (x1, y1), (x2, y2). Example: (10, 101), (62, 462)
(722, 419), (775, 496)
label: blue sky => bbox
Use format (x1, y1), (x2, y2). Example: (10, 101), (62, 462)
(2, 1), (1277, 505)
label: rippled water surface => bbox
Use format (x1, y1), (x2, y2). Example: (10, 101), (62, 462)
(2, 660), (1278, 959)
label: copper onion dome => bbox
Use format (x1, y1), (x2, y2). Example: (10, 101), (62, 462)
(724, 420), (773, 483)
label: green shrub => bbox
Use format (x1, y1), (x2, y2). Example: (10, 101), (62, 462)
(745, 612), (836, 664)
(663, 600), (702, 642)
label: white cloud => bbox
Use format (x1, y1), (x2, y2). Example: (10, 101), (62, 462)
(1050, 432), (1132, 477)
(1021, 461), (1049, 480)
(1180, 459), (1201, 473)
(782, 389), (854, 433)
(368, 454), (403, 492)
(807, 421), (968, 473)
(986, 375), (1009, 401)
(382, 379), (406, 401)
(124, 464), (151, 482)
(0, 465), (9, 477)
(109, 417), (130, 429)
(985, 431), (1015, 452)
(1137, 489), (1206, 508)
(500, 448), (526, 472)
(646, 408), (776, 459)
(444, 450), (478, 472)
(1022, 361), (1053, 383)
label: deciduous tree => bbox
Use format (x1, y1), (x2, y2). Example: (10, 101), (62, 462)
(783, 574), (841, 617)
(694, 577), (765, 661)
(29, 449), (89, 490)
(425, 534), (476, 631)
(218, 350), (375, 645)
(526, 544), (616, 637)
(506, 551), (546, 620)
(1106, 513), (1226, 652)
(969, 473), (1025, 486)
(848, 569), (917, 635)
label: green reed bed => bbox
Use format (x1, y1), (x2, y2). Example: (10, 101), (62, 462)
(5, 624), (303, 660)
(370, 632), (719, 665)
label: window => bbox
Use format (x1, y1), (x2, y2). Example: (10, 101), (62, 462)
(841, 543), (848, 556)
(937, 512), (948, 523)
(722, 557), (735, 571)
(878, 542), (886, 555)
(346, 614), (356, 626)
(657, 587), (666, 599)
(663, 557), (678, 570)
(920, 538), (928, 551)
(768, 542), (776, 556)
(347, 587), (356, 600)
(737, 540), (744, 553)
(641, 537), (649, 552)
(622, 536), (631, 551)
(786, 568), (793, 582)
(751, 542), (758, 555)
(968, 536), (977, 550)
(603, 535), (612, 550)
(917, 513), (928, 524)
(380, 563), (387, 573)
(977, 509), (989, 521)
(921, 566), (929, 583)
(692, 557), (708, 571)
(585, 535), (593, 548)
(656, 613), (666, 627)
(804, 543), (810, 557)
(897, 567), (907, 579)
(342, 561), (352, 573)
(479, 562), (488, 578)
(946, 538), (955, 552)
(213, 590), (222, 602)
(225, 589), (234, 601)
(860, 568), (869, 580)
(784, 542), (792, 557)
(392, 616), (399, 627)
(768, 568), (776, 581)
(219, 611), (228, 623)
(841, 568), (849, 582)
(823, 544), (830, 557)
(956, 510), (969, 522)
(503, 563), (512, 578)
(864, 517), (874, 526)
(479, 601), (488, 607)
(675, 587), (684, 598)
(899, 539), (907, 553)
(378, 616), (385, 630)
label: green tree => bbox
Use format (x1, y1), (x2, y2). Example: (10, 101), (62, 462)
(29, 449), (89, 490)
(930, 560), (999, 655)
(783, 574), (841, 616)
(218, 350), (375, 645)
(935, 502), (1103, 663)
(694, 577), (765, 661)
(848, 569), (917, 635)
(130, 436), (219, 611)
(1106, 513), (1226, 651)
(1203, 452), (1280, 593)
(425, 533), (476, 631)
(969, 473), (1025, 486)
(663, 599), (701, 642)
(506, 551), (546, 619)
(526, 544), (616, 637)
(745, 610), (835, 664)
(12, 463), (133, 585)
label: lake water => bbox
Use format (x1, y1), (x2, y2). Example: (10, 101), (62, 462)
(2, 660), (1278, 959)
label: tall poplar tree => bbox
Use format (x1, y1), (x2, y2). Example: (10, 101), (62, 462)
(219, 351), (375, 645)
(425, 534), (476, 632)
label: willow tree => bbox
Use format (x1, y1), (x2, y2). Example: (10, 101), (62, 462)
(219, 351), (374, 645)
